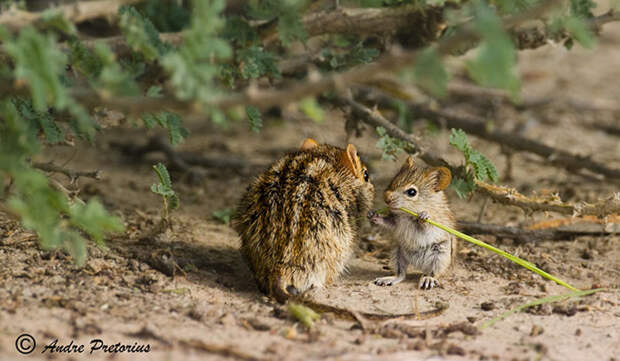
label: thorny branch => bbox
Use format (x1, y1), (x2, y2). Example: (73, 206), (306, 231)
(32, 161), (101, 182)
(474, 182), (620, 218)
(339, 95), (620, 219)
(0, 0), (143, 32)
(67, 5), (620, 61)
(262, 5), (444, 46)
(0, 0), (564, 115)
(358, 89), (620, 180)
(512, 9), (620, 49)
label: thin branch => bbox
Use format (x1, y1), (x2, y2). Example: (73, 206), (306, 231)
(512, 9), (620, 50)
(457, 221), (617, 242)
(263, 5), (444, 46)
(336, 95), (452, 170)
(78, 33), (185, 59)
(360, 88), (620, 180)
(474, 181), (620, 217)
(0, 0), (144, 32)
(414, 104), (620, 180)
(32, 161), (101, 181)
(0, 0), (559, 116)
(339, 95), (620, 218)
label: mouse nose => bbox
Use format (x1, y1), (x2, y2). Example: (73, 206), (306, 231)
(384, 190), (393, 202)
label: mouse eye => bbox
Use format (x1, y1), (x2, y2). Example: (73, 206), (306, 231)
(363, 169), (369, 182)
(405, 188), (417, 197)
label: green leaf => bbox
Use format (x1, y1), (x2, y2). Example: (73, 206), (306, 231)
(322, 42), (379, 70)
(449, 128), (498, 193)
(69, 199), (124, 245)
(493, 0), (539, 15)
(168, 194), (180, 210)
(162, 0), (231, 106)
(376, 126), (406, 161)
(564, 16), (595, 49)
(450, 177), (473, 198)
(276, 0), (308, 45)
(153, 162), (172, 188)
(146, 85), (163, 97)
(478, 154), (499, 182)
(40, 9), (77, 35)
(140, 111), (188, 145)
(245, 105), (263, 133)
(118, 5), (170, 61)
(92, 43), (140, 96)
(466, 2), (520, 98)
(165, 112), (188, 146)
(3, 26), (69, 112)
(449, 128), (470, 153)
(137, 0), (190, 32)
(68, 39), (104, 79)
(237, 46), (280, 80)
(222, 17), (258, 45)
(64, 230), (88, 266)
(570, 0), (596, 19)
(213, 208), (234, 224)
(413, 47), (449, 97)
(151, 163), (179, 213)
(298, 97), (324, 123)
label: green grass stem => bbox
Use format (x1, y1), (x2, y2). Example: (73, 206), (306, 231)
(399, 207), (578, 291)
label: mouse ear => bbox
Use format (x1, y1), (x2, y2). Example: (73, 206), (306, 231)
(341, 144), (364, 179)
(425, 167), (452, 191)
(300, 138), (319, 151)
(405, 156), (415, 168)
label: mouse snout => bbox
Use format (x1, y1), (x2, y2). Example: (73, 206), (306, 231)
(384, 191), (397, 207)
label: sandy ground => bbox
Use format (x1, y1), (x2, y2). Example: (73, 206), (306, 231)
(1, 11), (620, 361)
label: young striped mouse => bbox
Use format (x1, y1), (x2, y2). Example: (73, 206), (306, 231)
(368, 156), (455, 290)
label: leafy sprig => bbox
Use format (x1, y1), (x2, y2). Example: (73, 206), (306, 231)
(449, 128), (498, 198)
(151, 163), (179, 224)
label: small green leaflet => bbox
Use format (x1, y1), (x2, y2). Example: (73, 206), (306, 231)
(213, 209), (234, 224)
(413, 47), (449, 98)
(466, 2), (520, 99)
(299, 98), (324, 123)
(151, 163), (179, 210)
(376, 126), (406, 161)
(449, 128), (498, 198)
(141, 111), (188, 145)
(245, 106), (263, 133)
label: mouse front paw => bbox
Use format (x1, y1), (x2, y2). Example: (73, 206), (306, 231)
(416, 210), (429, 224)
(418, 276), (438, 290)
(374, 276), (401, 287)
(367, 210), (381, 224)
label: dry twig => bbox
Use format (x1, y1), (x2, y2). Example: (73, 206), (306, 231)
(0, 0), (143, 32)
(0, 0), (562, 116)
(32, 161), (101, 181)
(474, 182), (620, 217)
(360, 89), (620, 180)
(340, 95), (620, 218)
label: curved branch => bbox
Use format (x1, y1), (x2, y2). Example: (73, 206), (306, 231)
(512, 9), (620, 50)
(474, 181), (620, 217)
(0, 1), (563, 115)
(358, 88), (620, 180)
(339, 95), (620, 218)
(262, 5), (444, 46)
(0, 0), (143, 32)
(32, 161), (101, 181)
